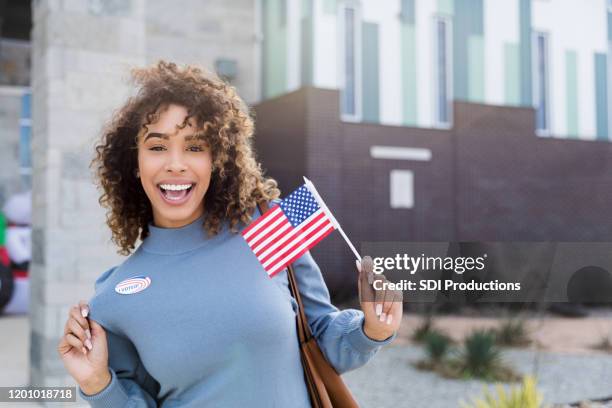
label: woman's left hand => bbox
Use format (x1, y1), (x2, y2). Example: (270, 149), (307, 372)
(356, 256), (403, 341)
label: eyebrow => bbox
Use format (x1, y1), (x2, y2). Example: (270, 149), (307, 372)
(143, 132), (204, 142)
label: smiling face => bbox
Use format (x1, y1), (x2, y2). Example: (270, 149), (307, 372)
(137, 104), (213, 228)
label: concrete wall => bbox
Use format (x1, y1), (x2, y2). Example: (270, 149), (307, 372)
(146, 0), (260, 104)
(30, 0), (145, 397)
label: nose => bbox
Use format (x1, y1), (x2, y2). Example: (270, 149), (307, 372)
(164, 148), (187, 173)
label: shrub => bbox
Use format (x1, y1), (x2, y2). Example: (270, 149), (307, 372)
(424, 331), (452, 362)
(494, 319), (530, 347)
(594, 335), (612, 353)
(461, 330), (502, 379)
(415, 329), (520, 382)
(412, 315), (434, 343)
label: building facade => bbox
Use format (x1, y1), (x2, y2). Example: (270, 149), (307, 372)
(255, 0), (612, 297)
(261, 0), (611, 140)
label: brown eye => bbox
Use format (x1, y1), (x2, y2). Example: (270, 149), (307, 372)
(149, 145), (165, 151)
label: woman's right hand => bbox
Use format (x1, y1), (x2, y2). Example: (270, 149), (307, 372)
(57, 301), (111, 395)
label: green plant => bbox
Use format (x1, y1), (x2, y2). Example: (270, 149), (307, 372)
(415, 329), (520, 382)
(412, 315), (434, 343)
(594, 335), (612, 352)
(424, 331), (452, 362)
(460, 375), (545, 408)
(494, 319), (530, 347)
(461, 330), (502, 379)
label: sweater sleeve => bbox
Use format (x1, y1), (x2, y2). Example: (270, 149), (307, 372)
(289, 250), (397, 375)
(77, 329), (160, 407)
(78, 266), (160, 407)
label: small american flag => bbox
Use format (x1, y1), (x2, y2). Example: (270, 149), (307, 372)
(242, 184), (337, 277)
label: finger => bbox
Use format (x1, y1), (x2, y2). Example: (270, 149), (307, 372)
(356, 260), (365, 303)
(390, 291), (403, 322)
(373, 275), (386, 316)
(78, 300), (89, 318)
(68, 318), (92, 351)
(395, 287), (404, 303)
(361, 256), (374, 285)
(57, 335), (70, 355)
(70, 306), (91, 340)
(379, 288), (395, 323)
(386, 291), (402, 325)
(382, 289), (394, 315)
(65, 333), (88, 355)
(89, 319), (107, 343)
(357, 263), (362, 303)
(67, 318), (86, 342)
(358, 258), (375, 304)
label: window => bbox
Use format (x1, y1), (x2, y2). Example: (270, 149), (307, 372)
(390, 170), (414, 209)
(433, 16), (452, 127)
(609, 42), (612, 140)
(279, 0), (287, 28)
(533, 32), (550, 134)
(370, 146), (432, 210)
(340, 3), (361, 120)
(400, 0), (415, 23)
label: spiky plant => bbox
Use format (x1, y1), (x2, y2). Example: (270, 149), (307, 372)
(460, 375), (545, 408)
(461, 330), (502, 379)
(424, 331), (452, 362)
(594, 335), (612, 352)
(494, 319), (530, 347)
(412, 315), (434, 343)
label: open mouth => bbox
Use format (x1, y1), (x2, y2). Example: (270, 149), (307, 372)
(157, 183), (195, 203)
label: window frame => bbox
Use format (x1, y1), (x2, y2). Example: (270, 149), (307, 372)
(432, 15), (453, 129)
(338, 1), (362, 122)
(532, 30), (551, 136)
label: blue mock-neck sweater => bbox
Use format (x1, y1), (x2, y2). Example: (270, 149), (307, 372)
(78, 206), (396, 407)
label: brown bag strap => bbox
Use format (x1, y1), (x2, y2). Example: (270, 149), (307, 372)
(257, 200), (360, 408)
(257, 201), (313, 345)
(287, 263), (314, 342)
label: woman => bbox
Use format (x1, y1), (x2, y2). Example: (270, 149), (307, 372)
(57, 61), (403, 407)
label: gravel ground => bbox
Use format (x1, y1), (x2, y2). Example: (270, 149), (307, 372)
(342, 344), (612, 408)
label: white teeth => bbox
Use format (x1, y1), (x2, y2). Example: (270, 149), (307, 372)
(159, 184), (192, 191)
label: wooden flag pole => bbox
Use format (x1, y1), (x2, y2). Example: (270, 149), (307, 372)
(303, 176), (362, 261)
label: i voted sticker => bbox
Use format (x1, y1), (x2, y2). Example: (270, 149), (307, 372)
(115, 276), (151, 295)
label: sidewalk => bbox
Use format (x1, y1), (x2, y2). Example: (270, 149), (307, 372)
(0, 316), (28, 388)
(3, 313), (612, 407)
(0, 315), (86, 407)
(0, 314), (39, 407)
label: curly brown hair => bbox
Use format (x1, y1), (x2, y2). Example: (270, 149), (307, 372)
(91, 60), (280, 255)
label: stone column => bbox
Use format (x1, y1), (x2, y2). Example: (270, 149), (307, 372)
(30, 0), (145, 402)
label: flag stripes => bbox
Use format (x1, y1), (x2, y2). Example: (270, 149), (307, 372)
(243, 200), (336, 277)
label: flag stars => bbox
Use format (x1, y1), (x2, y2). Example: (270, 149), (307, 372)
(280, 186), (320, 226)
